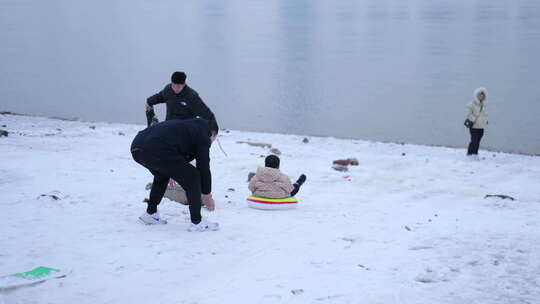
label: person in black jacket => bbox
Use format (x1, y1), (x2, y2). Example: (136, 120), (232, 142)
(144, 71), (219, 205)
(145, 71), (216, 126)
(131, 118), (219, 231)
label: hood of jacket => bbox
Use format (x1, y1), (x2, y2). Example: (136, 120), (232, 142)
(255, 167), (284, 183)
(473, 87), (488, 105)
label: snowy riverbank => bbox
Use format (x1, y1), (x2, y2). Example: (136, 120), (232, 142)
(1, 114), (539, 304)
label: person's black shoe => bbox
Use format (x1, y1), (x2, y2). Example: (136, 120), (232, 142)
(296, 174), (306, 186)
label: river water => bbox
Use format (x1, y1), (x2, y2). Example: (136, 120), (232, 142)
(1, 0), (539, 153)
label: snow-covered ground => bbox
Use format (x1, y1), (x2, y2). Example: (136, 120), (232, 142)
(1, 113), (539, 304)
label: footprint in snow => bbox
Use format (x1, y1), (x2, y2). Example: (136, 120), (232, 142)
(258, 294), (282, 304)
(415, 268), (449, 283)
(408, 246), (433, 251)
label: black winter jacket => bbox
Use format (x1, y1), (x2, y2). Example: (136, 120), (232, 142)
(147, 84), (215, 122)
(131, 119), (213, 194)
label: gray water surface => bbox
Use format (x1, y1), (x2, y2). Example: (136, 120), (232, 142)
(1, 0), (539, 154)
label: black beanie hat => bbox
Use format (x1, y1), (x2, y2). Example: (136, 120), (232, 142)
(265, 155), (280, 169)
(171, 71), (186, 84)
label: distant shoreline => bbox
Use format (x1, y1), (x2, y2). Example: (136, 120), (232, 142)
(1, 111), (537, 157)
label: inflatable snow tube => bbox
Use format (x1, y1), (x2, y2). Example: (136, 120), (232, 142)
(247, 196), (299, 210)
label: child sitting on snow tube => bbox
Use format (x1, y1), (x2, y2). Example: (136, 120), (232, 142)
(248, 155), (306, 198)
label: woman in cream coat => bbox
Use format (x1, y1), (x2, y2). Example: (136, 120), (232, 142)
(466, 87), (489, 158)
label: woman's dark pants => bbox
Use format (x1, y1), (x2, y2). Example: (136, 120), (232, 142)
(467, 128), (484, 155)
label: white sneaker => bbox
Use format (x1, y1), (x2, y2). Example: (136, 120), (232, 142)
(466, 155), (479, 161)
(139, 212), (168, 225)
(188, 218), (219, 232)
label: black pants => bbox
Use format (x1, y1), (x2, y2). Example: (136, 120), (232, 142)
(467, 128), (484, 155)
(131, 148), (202, 224)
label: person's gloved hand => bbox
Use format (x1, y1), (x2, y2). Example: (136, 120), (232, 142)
(296, 174), (306, 186)
(146, 108), (157, 127)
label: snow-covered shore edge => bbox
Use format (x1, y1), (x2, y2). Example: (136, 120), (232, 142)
(1, 111), (537, 156)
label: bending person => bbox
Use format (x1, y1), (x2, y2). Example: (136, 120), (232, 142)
(131, 118), (219, 231)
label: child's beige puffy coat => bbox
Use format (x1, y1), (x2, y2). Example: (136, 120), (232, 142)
(248, 167), (294, 198)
